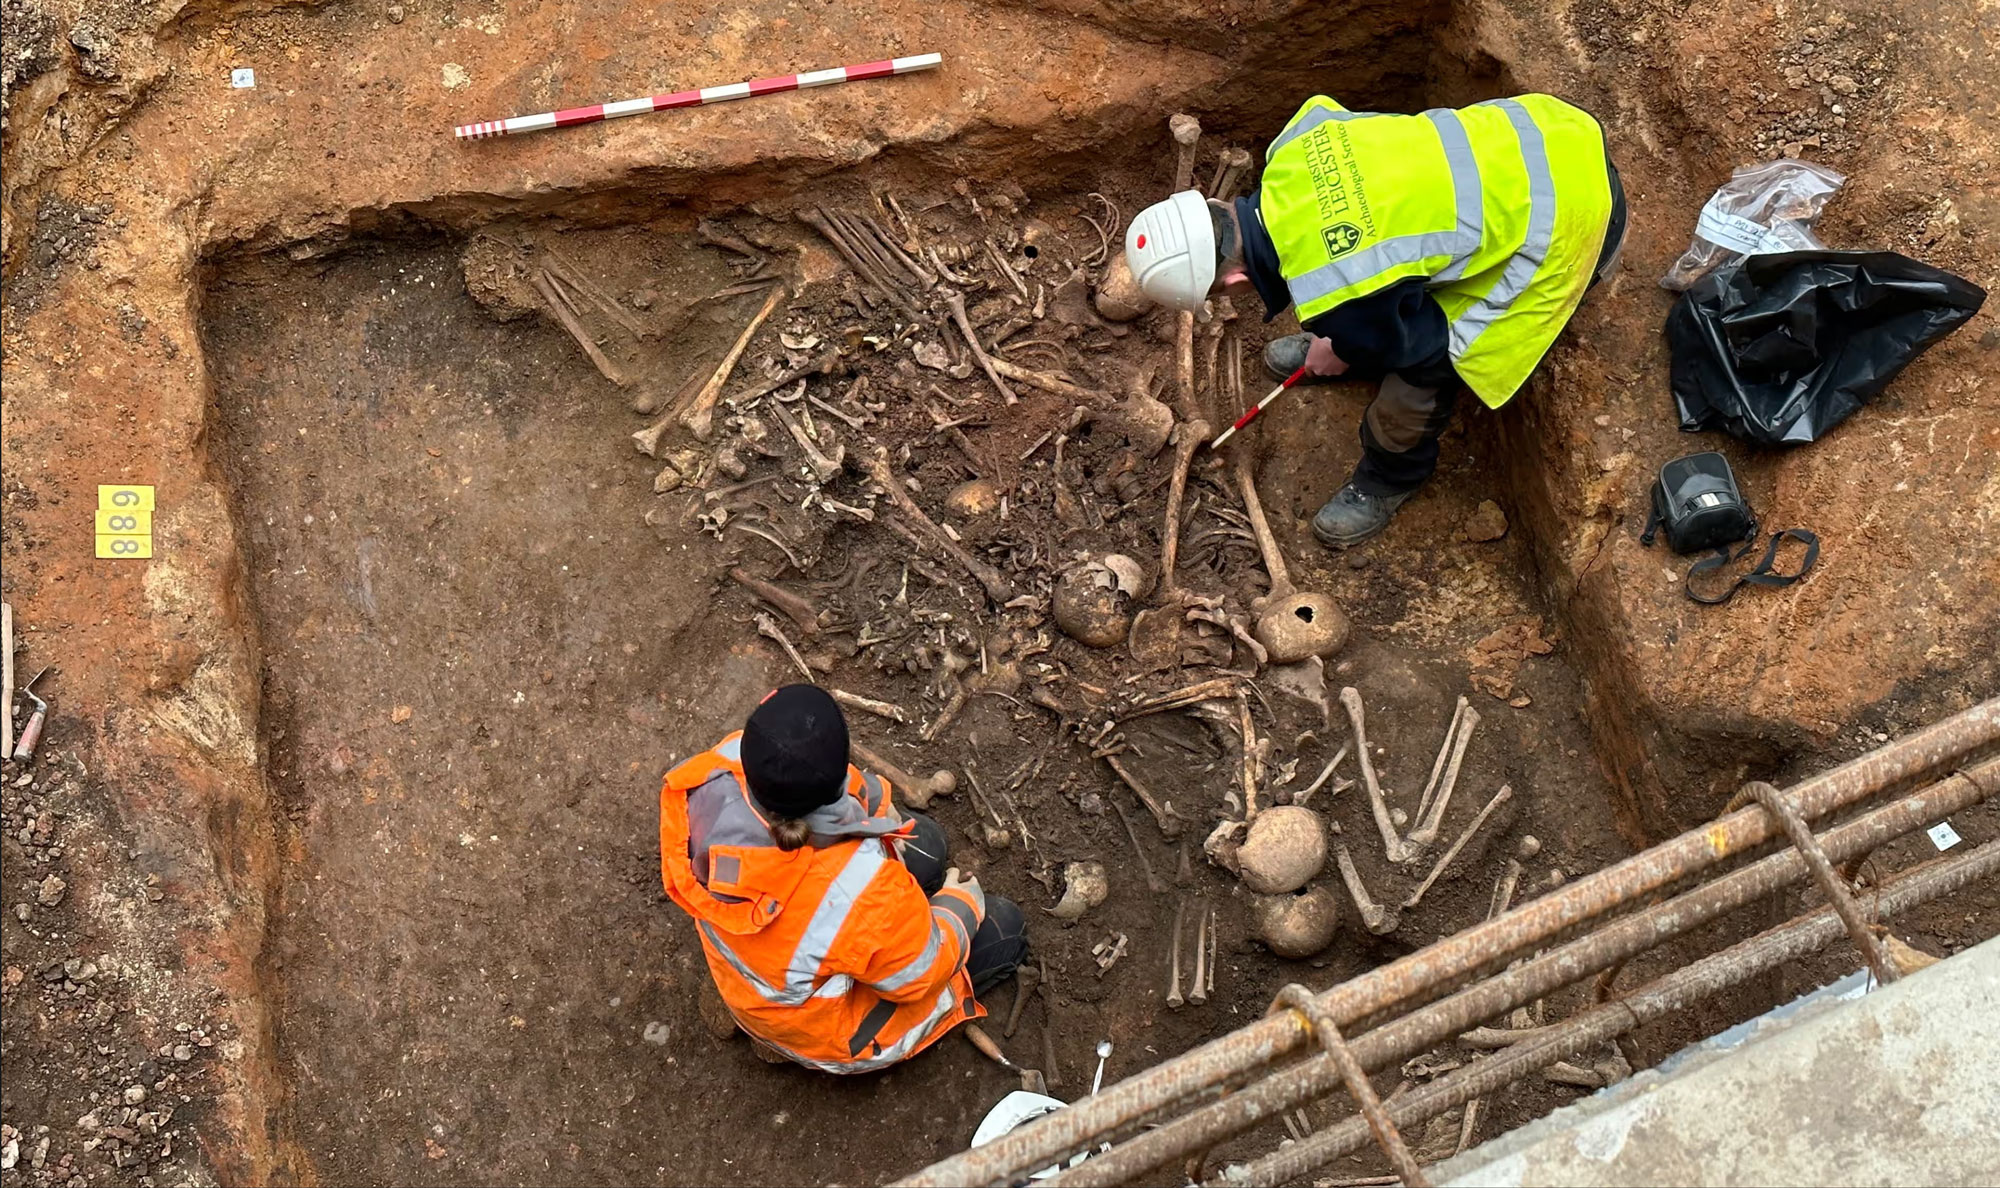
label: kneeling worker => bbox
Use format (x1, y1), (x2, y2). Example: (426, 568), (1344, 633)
(1126, 94), (1627, 546)
(660, 684), (1028, 1072)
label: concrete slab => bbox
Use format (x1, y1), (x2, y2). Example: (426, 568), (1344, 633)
(1439, 936), (2000, 1187)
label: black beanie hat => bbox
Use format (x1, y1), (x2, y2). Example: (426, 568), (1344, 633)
(741, 684), (851, 820)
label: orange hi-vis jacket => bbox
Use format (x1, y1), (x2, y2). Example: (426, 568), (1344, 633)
(659, 732), (986, 1073)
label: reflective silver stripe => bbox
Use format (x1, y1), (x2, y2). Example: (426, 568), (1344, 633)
(869, 918), (945, 993)
(697, 840), (888, 1006)
(1450, 98), (1558, 354)
(1264, 104), (1374, 160)
(715, 735), (743, 761)
(1282, 109), (1485, 310)
(697, 919), (794, 1003)
(1287, 231), (1468, 309)
(777, 986), (963, 1074)
(1424, 108), (1485, 283)
(785, 840), (887, 991)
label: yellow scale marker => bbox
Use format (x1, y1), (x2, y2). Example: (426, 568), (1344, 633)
(96, 485), (156, 560)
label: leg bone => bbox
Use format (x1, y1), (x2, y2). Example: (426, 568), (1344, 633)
(1334, 843), (1401, 935)
(1340, 686), (1410, 863)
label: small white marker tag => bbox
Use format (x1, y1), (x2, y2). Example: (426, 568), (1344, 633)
(1926, 821), (1962, 852)
(231, 68), (256, 88)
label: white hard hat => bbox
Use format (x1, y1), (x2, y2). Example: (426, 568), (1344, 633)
(1126, 190), (1215, 312)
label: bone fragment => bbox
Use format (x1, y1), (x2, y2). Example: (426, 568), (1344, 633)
(1157, 419), (1212, 598)
(1111, 799), (1167, 893)
(542, 249), (646, 338)
(753, 613), (816, 681)
(1189, 906), (1210, 1005)
(829, 689), (906, 724)
(1166, 901), (1187, 1008)
(765, 397), (844, 483)
(1237, 694), (1262, 822)
(1116, 677), (1241, 722)
(986, 237), (1033, 302)
(1413, 697), (1468, 825)
(1488, 858), (1525, 922)
(986, 356), (1093, 400)
(1409, 702), (1480, 850)
(530, 270), (628, 386)
(726, 348), (842, 409)
(860, 450), (1016, 604)
(1340, 686), (1412, 863)
(678, 282), (786, 442)
(1404, 784), (1515, 909)
(943, 289), (1019, 405)
(1294, 744), (1350, 808)
(1206, 906), (1217, 994)
(849, 739), (955, 810)
(1103, 753), (1179, 837)
(728, 567), (820, 635)
(1208, 147), (1253, 202)
(1169, 113), (1203, 193)
(1334, 842), (1400, 935)
(1003, 960), (1042, 1038)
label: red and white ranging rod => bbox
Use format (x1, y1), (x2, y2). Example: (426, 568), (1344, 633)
(454, 52), (942, 141)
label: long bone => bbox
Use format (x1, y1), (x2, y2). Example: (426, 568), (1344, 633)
(1407, 703), (1481, 852)
(1334, 843), (1400, 935)
(1404, 784), (1515, 909)
(1340, 687), (1412, 863)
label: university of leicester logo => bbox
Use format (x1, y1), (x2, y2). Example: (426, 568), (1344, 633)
(1322, 222), (1362, 259)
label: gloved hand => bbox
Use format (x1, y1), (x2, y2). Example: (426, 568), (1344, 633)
(1304, 335), (1349, 377)
(940, 866), (987, 919)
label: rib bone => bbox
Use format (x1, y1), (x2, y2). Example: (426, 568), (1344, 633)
(1404, 784), (1514, 909)
(1334, 843), (1400, 935)
(1408, 702), (1480, 851)
(1340, 686), (1411, 863)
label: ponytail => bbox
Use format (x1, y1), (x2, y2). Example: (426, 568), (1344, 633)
(770, 817), (814, 852)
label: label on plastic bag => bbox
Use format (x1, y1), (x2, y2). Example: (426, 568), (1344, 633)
(1695, 204), (1781, 254)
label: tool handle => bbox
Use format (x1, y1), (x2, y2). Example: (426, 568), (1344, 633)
(12, 709), (45, 761)
(963, 1023), (1014, 1069)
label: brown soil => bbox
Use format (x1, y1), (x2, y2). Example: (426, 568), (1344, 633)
(3, 0), (1995, 1185)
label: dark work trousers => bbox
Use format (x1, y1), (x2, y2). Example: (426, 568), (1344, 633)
(899, 813), (1029, 997)
(1351, 161), (1631, 498)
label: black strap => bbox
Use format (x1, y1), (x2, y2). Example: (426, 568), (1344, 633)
(1640, 503), (1660, 547)
(1684, 529), (1820, 605)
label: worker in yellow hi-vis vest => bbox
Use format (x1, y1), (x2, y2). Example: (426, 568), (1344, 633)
(1125, 94), (1628, 547)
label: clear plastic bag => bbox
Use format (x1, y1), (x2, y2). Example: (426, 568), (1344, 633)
(1661, 160), (1846, 290)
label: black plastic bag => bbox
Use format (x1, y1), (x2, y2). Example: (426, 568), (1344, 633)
(1666, 250), (1985, 446)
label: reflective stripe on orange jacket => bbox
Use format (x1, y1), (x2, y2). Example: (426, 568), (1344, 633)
(659, 733), (986, 1073)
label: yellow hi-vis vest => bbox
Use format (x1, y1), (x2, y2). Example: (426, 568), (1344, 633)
(1258, 94), (1613, 408)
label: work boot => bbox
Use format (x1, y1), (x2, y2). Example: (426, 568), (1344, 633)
(1312, 483), (1414, 548)
(1263, 334), (1343, 384)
